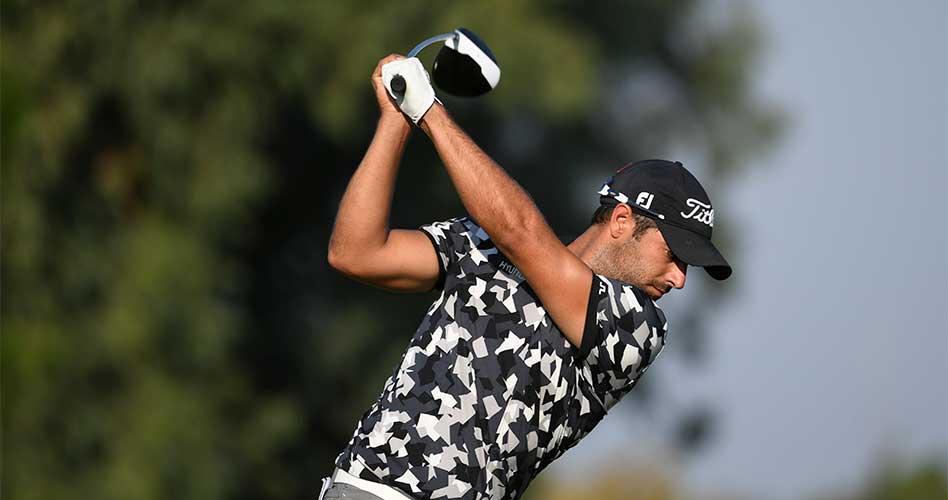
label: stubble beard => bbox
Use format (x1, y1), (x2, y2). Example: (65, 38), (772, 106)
(588, 236), (651, 290)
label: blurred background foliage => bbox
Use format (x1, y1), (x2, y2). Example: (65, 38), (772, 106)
(523, 457), (947, 500)
(5, 1), (938, 500)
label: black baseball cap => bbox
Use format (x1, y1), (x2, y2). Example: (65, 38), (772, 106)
(597, 159), (732, 280)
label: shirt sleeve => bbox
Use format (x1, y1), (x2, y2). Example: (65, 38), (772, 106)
(418, 217), (477, 291)
(579, 273), (669, 409)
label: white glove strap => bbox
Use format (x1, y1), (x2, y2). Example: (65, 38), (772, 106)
(381, 58), (439, 124)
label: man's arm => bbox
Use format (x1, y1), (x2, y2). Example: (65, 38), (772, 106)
(419, 104), (594, 346)
(327, 56), (441, 293)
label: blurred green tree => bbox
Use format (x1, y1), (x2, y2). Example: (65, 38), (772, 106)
(521, 457), (948, 500)
(819, 459), (948, 500)
(859, 461), (947, 500)
(1, 1), (781, 499)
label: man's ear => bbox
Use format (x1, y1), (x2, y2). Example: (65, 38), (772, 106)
(609, 204), (636, 239)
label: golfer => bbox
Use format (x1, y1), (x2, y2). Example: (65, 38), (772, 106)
(322, 54), (731, 500)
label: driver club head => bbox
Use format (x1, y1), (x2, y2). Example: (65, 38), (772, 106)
(432, 28), (501, 97)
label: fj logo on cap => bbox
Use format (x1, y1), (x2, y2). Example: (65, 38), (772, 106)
(635, 192), (655, 209)
(681, 198), (714, 227)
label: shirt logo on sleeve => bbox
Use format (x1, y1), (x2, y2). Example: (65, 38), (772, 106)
(498, 258), (525, 280)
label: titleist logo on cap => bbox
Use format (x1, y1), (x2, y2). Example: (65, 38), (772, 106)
(681, 199), (714, 227)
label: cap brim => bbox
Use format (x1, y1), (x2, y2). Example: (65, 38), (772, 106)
(655, 221), (732, 280)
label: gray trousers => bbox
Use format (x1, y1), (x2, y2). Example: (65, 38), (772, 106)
(320, 482), (383, 500)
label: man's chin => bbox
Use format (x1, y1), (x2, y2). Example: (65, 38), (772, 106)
(647, 285), (667, 301)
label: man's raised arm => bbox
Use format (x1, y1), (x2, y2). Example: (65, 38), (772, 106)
(327, 55), (441, 293)
(419, 103), (594, 346)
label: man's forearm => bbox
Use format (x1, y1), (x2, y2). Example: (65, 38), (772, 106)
(419, 104), (553, 250)
(328, 116), (411, 263)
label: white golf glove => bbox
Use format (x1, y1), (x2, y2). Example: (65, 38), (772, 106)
(382, 57), (439, 124)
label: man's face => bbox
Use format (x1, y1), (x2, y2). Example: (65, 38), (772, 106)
(593, 227), (687, 300)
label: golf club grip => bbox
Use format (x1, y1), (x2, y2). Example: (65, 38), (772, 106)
(390, 74), (406, 95)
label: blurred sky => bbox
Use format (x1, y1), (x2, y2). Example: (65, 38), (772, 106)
(552, 0), (947, 498)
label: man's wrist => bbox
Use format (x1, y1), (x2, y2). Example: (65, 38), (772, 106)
(418, 103), (448, 135)
(379, 112), (412, 134)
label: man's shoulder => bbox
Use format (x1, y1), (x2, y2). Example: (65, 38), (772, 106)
(420, 216), (485, 243)
(590, 273), (666, 326)
(421, 216), (499, 262)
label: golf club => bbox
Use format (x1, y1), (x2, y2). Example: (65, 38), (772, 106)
(390, 28), (500, 98)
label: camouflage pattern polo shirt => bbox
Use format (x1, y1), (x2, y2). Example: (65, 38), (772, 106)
(334, 217), (668, 500)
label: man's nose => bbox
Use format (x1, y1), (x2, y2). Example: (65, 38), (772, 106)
(668, 261), (687, 289)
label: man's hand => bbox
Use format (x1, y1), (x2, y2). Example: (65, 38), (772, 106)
(380, 56), (439, 124)
(372, 54), (411, 125)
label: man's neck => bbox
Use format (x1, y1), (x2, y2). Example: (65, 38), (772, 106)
(566, 225), (603, 269)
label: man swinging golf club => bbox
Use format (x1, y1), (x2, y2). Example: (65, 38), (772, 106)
(324, 33), (731, 500)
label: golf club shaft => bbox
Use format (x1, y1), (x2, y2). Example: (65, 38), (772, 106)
(390, 32), (456, 97)
(407, 32), (455, 58)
